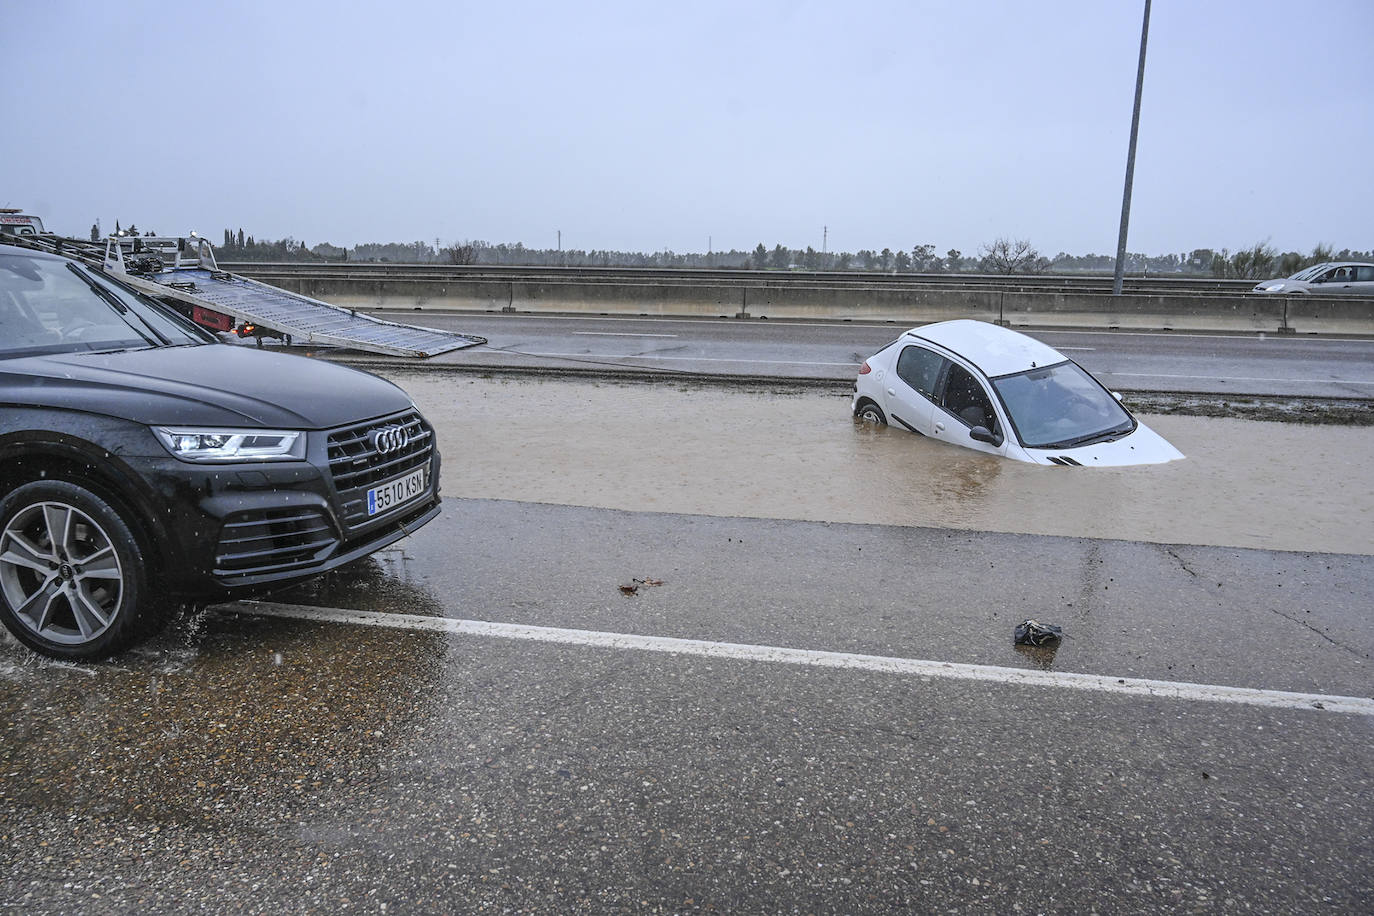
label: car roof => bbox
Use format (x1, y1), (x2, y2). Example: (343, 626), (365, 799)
(0, 242), (64, 260)
(905, 319), (1066, 378)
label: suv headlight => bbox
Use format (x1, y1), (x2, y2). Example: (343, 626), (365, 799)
(153, 427), (306, 462)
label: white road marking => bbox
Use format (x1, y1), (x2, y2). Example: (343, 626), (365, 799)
(523, 351), (860, 367)
(495, 352), (1374, 382)
(447, 314), (1374, 344)
(1101, 372), (1374, 385)
(572, 332), (680, 338)
(225, 601), (1374, 717)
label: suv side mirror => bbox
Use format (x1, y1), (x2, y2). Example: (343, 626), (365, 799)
(969, 426), (1003, 447)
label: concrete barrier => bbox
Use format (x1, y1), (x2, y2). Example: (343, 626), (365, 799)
(260, 274), (1373, 335)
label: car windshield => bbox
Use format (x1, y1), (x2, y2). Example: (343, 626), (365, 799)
(0, 253), (209, 358)
(1287, 264), (1329, 281)
(991, 360), (1135, 450)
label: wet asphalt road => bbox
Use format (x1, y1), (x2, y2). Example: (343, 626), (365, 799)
(3, 499), (1371, 914)
(365, 311), (1374, 398)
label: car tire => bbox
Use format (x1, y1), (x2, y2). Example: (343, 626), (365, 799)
(0, 480), (166, 660)
(855, 400), (887, 425)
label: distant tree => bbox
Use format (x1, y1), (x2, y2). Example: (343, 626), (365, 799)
(237, 228), (245, 248)
(443, 242), (477, 264)
(836, 252), (853, 270)
(978, 237), (1045, 274)
(1212, 241), (1277, 280)
(90, 223), (99, 242)
(911, 243), (938, 272)
(946, 249), (963, 271)
(769, 244), (790, 270)
(878, 248), (894, 271)
(894, 250), (912, 271)
(857, 249), (876, 270)
(115, 220), (121, 234)
(752, 243), (768, 270)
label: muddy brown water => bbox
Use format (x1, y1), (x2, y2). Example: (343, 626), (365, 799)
(394, 374), (1374, 556)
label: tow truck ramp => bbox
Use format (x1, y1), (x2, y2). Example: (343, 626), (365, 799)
(2, 224), (484, 358)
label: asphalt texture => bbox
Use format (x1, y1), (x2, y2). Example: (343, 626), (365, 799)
(3, 500), (1371, 914)
(349, 311), (1374, 400)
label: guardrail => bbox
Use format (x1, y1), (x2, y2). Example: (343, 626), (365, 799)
(223, 263), (1374, 335)
(223, 262), (1261, 295)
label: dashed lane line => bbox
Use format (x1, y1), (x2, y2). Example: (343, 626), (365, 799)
(224, 601), (1374, 717)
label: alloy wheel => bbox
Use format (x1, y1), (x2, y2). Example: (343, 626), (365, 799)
(0, 501), (125, 646)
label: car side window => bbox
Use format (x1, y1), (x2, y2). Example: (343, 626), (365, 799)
(940, 363), (998, 431)
(1355, 266), (1374, 282)
(895, 345), (945, 399)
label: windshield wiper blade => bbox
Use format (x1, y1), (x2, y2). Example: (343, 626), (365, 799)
(1060, 425), (1134, 448)
(65, 263), (169, 346)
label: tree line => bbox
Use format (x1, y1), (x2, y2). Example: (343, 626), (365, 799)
(204, 227), (1371, 279)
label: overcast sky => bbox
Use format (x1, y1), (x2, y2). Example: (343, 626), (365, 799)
(5, 0), (1371, 257)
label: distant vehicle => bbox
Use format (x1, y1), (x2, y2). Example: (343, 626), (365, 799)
(852, 320), (1183, 466)
(0, 209), (47, 237)
(0, 243), (442, 659)
(1253, 262), (1374, 295)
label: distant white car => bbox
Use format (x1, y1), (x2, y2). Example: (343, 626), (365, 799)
(852, 320), (1183, 466)
(1253, 262), (1374, 295)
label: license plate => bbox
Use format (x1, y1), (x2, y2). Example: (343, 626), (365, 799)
(366, 467), (427, 516)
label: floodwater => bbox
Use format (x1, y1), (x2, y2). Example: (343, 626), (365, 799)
(393, 373), (1374, 556)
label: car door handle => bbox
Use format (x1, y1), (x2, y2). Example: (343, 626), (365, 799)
(934, 421), (945, 432)
(887, 388), (895, 396)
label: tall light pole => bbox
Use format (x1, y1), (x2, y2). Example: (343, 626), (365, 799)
(1112, 0), (1151, 296)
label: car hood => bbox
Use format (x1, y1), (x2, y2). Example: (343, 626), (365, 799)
(1, 344), (413, 429)
(1024, 420), (1184, 467)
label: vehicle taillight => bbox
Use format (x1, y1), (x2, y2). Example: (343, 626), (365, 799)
(858, 361), (872, 375)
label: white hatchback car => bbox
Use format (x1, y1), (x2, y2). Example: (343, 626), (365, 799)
(852, 320), (1183, 466)
(1253, 262), (1374, 295)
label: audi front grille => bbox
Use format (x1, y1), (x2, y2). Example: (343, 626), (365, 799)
(326, 410), (435, 527)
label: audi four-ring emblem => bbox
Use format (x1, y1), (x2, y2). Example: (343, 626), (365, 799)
(371, 425), (410, 455)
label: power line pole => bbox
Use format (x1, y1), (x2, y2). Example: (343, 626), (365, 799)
(1112, 0), (1151, 297)
(822, 226), (828, 254)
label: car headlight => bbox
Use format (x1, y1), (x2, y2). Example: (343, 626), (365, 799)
(1259, 283), (1286, 292)
(153, 427), (306, 462)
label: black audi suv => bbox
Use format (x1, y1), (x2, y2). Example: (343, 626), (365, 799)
(0, 243), (441, 658)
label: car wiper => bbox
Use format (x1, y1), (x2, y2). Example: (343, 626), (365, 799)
(1059, 424), (1134, 448)
(65, 263), (167, 346)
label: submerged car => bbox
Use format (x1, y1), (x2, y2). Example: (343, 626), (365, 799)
(0, 244), (442, 659)
(1253, 262), (1374, 295)
(852, 320), (1182, 466)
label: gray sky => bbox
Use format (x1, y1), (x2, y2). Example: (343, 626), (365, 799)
(5, 0), (1371, 257)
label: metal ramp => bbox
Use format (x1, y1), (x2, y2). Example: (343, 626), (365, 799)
(2, 228), (485, 358)
(123, 268), (485, 358)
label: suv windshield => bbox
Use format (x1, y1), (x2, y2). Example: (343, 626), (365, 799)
(992, 360), (1135, 449)
(0, 253), (210, 358)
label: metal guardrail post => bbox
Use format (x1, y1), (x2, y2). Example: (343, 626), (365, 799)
(1278, 296), (1295, 335)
